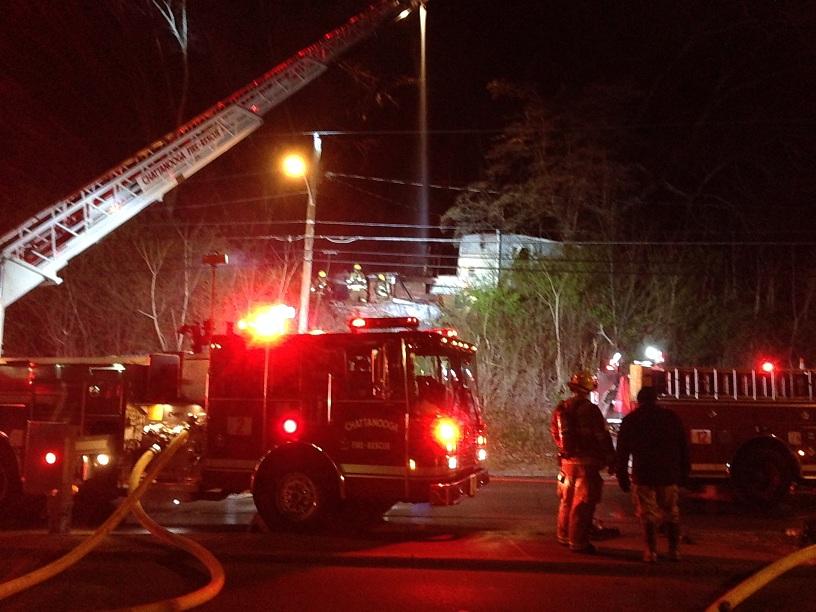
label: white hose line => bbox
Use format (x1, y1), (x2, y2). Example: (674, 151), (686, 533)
(123, 454), (225, 611)
(706, 543), (816, 611)
(0, 432), (189, 602)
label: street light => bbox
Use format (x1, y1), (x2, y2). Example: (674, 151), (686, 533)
(282, 134), (322, 334)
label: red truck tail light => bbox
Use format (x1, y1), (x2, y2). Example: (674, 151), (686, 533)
(282, 418), (299, 435)
(432, 417), (461, 452)
(24, 421), (73, 495)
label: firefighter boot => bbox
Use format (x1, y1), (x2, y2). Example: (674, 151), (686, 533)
(666, 523), (681, 561)
(643, 523), (658, 563)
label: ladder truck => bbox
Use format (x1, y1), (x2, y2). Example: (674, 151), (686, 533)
(0, 1), (423, 521)
(0, 0), (419, 356)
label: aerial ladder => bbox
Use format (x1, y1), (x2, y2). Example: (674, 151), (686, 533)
(0, 0), (419, 355)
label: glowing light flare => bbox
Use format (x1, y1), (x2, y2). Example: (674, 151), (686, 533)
(350, 317), (366, 328)
(281, 153), (307, 178)
(44, 452), (58, 465)
(761, 361), (775, 373)
(397, 8), (412, 20)
(282, 418), (299, 435)
(239, 304), (296, 341)
(644, 346), (665, 364)
(433, 417), (461, 452)
(477, 448), (488, 462)
(96, 454), (110, 466)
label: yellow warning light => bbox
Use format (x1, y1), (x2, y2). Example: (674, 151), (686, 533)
(238, 304), (296, 341)
(147, 404), (170, 422)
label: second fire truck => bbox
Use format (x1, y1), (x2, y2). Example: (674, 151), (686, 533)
(609, 363), (816, 506)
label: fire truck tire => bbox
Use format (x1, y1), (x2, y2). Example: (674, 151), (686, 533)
(732, 446), (793, 507)
(0, 448), (22, 514)
(253, 466), (338, 530)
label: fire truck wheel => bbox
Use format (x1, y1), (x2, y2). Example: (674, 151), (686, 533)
(253, 468), (337, 529)
(732, 447), (793, 507)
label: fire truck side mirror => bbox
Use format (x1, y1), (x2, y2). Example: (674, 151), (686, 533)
(22, 421), (76, 496)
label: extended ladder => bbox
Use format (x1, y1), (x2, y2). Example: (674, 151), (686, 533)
(0, 1), (416, 354)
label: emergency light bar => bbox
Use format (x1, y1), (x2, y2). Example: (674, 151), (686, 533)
(348, 316), (420, 331)
(429, 328), (458, 338)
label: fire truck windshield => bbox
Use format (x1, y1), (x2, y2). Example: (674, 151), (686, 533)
(411, 350), (481, 422)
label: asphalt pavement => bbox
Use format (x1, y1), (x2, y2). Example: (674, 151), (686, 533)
(0, 476), (814, 611)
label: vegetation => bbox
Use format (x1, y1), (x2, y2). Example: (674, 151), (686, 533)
(4, 2), (815, 470)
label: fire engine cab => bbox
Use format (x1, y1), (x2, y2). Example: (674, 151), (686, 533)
(201, 315), (489, 527)
(619, 364), (816, 506)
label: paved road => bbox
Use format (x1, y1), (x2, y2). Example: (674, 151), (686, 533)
(1, 477), (814, 611)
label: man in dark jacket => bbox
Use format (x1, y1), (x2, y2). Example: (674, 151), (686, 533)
(616, 386), (690, 562)
(550, 371), (616, 554)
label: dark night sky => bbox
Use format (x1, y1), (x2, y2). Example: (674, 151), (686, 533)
(1, 1), (814, 268)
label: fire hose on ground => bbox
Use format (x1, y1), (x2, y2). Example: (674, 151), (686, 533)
(706, 542), (816, 611)
(0, 429), (225, 610)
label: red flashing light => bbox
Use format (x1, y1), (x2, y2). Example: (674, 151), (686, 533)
(44, 451), (58, 465)
(761, 361), (774, 373)
(282, 418), (299, 435)
(432, 417), (461, 452)
(238, 304), (296, 341)
(348, 316), (420, 332)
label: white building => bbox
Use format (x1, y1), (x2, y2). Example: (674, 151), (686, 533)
(455, 232), (561, 287)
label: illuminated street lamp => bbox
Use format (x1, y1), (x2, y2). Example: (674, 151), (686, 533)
(282, 134), (322, 333)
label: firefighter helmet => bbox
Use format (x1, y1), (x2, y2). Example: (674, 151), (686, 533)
(568, 370), (597, 393)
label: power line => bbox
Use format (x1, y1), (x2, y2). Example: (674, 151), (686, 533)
(222, 233), (816, 247)
(325, 171), (501, 194)
(173, 191), (307, 210)
(141, 219), (448, 230)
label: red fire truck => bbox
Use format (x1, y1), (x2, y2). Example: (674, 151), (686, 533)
(618, 364), (816, 506)
(0, 358), (140, 512)
(0, 354), (196, 514)
(0, 316), (489, 527)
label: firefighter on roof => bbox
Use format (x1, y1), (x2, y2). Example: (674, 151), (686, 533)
(550, 370), (615, 554)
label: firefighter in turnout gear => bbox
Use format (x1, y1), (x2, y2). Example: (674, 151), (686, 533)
(550, 371), (616, 553)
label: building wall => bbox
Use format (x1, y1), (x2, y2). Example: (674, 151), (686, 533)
(456, 232), (561, 287)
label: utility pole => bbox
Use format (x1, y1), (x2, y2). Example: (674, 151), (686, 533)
(297, 133), (322, 334)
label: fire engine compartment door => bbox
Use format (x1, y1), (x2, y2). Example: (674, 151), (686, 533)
(326, 340), (408, 482)
(674, 400), (741, 478)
